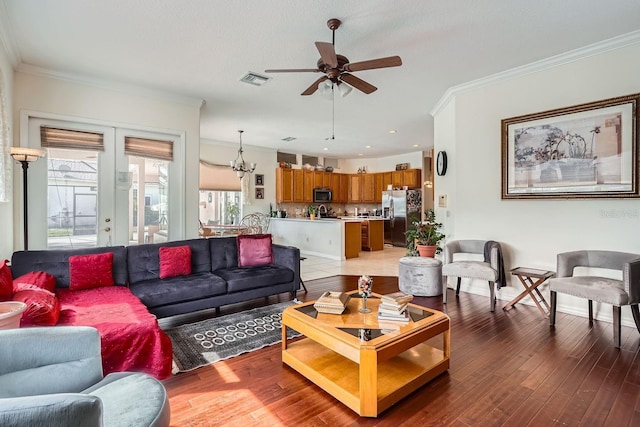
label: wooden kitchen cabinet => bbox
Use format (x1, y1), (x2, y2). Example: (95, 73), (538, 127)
(330, 173), (340, 200)
(293, 169), (304, 202)
(313, 171), (330, 188)
(339, 174), (349, 203)
(403, 168), (421, 189)
(276, 168), (294, 203)
(382, 172), (392, 190)
(345, 221), (362, 259)
(303, 170), (314, 203)
(349, 174), (362, 202)
(392, 170), (403, 188)
(362, 174), (376, 202)
(374, 173), (384, 202)
(361, 220), (384, 251)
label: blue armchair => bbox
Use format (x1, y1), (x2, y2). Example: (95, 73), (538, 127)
(0, 326), (170, 426)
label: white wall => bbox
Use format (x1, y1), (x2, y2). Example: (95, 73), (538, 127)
(200, 138), (277, 216)
(433, 41), (640, 326)
(10, 71), (202, 249)
(0, 43), (14, 260)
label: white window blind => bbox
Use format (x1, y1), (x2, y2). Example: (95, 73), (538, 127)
(124, 136), (173, 161)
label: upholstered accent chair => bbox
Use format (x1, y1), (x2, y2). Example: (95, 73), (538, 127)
(0, 326), (170, 427)
(549, 250), (640, 348)
(441, 240), (505, 311)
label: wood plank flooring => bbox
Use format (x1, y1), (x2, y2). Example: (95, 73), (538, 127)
(162, 275), (640, 426)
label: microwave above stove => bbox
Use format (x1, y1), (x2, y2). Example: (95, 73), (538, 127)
(313, 187), (332, 203)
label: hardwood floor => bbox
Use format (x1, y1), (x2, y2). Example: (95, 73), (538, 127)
(162, 275), (640, 426)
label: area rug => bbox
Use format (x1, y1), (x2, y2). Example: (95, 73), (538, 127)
(165, 301), (301, 373)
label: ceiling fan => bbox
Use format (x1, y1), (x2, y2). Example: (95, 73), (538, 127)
(264, 18), (402, 96)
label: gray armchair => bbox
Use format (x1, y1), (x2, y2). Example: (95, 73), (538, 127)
(441, 240), (505, 311)
(549, 250), (640, 348)
(0, 326), (170, 427)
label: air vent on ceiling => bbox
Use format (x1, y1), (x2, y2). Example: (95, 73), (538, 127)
(240, 72), (272, 86)
(281, 136), (296, 142)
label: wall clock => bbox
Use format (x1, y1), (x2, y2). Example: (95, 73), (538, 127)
(436, 151), (448, 176)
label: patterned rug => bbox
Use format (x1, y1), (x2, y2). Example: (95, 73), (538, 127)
(165, 301), (301, 373)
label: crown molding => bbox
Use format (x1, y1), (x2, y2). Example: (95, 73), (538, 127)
(431, 30), (640, 117)
(0, 1), (22, 66)
(16, 63), (205, 108)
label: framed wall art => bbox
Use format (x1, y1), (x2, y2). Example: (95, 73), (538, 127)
(255, 174), (264, 186)
(255, 187), (264, 199)
(501, 93), (640, 199)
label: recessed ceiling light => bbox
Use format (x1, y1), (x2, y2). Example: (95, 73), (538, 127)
(323, 147), (328, 151)
(389, 130), (397, 134)
(281, 136), (296, 142)
(365, 145), (371, 149)
(413, 144), (419, 147)
(358, 153), (363, 156)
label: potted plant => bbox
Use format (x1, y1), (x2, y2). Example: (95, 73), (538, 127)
(308, 204), (317, 220)
(405, 209), (445, 257)
(225, 203), (240, 224)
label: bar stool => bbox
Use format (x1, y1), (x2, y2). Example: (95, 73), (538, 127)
(299, 256), (308, 292)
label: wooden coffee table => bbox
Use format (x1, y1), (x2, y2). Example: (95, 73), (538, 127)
(281, 291), (450, 417)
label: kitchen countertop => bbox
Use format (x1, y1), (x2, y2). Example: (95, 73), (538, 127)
(271, 217), (387, 222)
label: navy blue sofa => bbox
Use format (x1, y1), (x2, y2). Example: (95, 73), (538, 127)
(11, 237), (301, 319)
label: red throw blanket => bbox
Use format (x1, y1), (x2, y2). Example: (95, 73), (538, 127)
(56, 286), (173, 380)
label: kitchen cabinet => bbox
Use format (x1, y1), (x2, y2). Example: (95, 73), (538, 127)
(313, 171), (331, 188)
(382, 172), (392, 190)
(339, 174), (349, 203)
(362, 174), (376, 202)
(361, 220), (384, 251)
(349, 174), (362, 202)
(276, 168), (294, 203)
(403, 169), (421, 189)
(345, 221), (362, 259)
(392, 170), (403, 188)
(330, 173), (340, 200)
(374, 173), (384, 203)
(303, 170), (314, 203)
(293, 169), (304, 202)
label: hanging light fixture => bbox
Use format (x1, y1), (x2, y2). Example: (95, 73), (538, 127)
(229, 130), (256, 179)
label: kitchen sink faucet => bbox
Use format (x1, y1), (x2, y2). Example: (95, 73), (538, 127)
(318, 205), (327, 217)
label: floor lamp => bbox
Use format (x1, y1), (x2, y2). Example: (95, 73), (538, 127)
(10, 147), (46, 250)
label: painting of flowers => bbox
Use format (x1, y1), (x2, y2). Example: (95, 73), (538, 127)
(502, 93), (639, 199)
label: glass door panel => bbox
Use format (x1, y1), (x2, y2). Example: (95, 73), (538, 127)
(128, 156), (169, 245)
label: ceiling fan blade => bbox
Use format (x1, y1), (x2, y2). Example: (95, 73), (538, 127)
(340, 73), (377, 94)
(315, 41), (338, 68)
(343, 56), (402, 72)
(301, 76), (329, 96)
(264, 68), (321, 73)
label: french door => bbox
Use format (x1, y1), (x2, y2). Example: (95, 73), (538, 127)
(26, 117), (183, 250)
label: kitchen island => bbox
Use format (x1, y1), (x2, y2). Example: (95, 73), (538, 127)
(271, 217), (376, 260)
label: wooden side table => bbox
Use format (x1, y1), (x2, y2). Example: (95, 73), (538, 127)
(503, 267), (555, 317)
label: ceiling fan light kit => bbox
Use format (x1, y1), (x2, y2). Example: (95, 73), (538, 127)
(265, 18), (402, 96)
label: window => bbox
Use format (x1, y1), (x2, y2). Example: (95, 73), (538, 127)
(302, 155), (319, 166)
(277, 151), (297, 165)
(198, 162), (243, 226)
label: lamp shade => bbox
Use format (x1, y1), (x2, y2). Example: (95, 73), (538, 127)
(10, 147), (46, 162)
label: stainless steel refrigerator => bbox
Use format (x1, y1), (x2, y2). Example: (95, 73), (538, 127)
(382, 190), (422, 247)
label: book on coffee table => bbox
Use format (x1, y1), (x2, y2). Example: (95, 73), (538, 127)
(380, 291), (413, 306)
(314, 291), (350, 314)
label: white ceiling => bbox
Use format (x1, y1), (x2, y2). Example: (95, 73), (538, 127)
(2, 0), (640, 159)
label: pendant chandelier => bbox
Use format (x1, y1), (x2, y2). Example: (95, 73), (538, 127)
(229, 130), (256, 179)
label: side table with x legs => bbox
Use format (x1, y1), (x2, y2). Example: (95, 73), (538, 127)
(503, 267), (555, 317)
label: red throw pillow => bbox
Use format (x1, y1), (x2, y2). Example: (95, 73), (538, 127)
(0, 259), (12, 301)
(159, 245), (192, 279)
(237, 234), (274, 267)
(69, 252), (115, 290)
(12, 287), (61, 326)
(13, 271), (56, 293)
